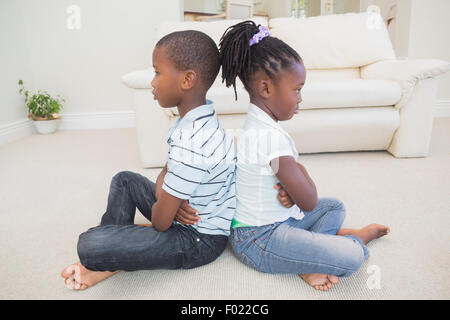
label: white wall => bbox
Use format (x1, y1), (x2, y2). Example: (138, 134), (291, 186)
(359, 0), (450, 104)
(407, 0), (450, 102)
(0, 0), (182, 127)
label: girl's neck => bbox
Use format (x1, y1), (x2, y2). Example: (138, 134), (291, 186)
(250, 97), (278, 122)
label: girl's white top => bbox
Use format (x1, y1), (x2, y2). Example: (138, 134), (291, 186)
(234, 103), (305, 226)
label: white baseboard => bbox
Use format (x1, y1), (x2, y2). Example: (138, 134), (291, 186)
(0, 110), (135, 146)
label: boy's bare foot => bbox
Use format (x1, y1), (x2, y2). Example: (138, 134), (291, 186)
(299, 273), (339, 291)
(337, 223), (390, 245)
(61, 261), (119, 290)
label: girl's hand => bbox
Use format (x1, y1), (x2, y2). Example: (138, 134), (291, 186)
(175, 200), (200, 225)
(274, 183), (294, 208)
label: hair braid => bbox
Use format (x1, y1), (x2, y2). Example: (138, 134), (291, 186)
(219, 20), (303, 100)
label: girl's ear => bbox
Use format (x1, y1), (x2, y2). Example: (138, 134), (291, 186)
(181, 70), (197, 90)
(256, 79), (272, 99)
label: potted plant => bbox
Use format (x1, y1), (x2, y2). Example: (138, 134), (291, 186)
(18, 80), (65, 134)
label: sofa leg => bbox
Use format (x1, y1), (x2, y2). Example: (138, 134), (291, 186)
(387, 77), (438, 158)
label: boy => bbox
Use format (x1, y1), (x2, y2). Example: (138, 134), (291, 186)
(61, 30), (236, 290)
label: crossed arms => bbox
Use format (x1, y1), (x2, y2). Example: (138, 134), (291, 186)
(151, 156), (317, 231)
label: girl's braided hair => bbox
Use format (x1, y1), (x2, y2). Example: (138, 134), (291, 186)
(219, 20), (302, 100)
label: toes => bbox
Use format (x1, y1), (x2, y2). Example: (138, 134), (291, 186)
(328, 275), (339, 284)
(80, 284), (89, 290)
(73, 264), (82, 284)
(65, 276), (75, 290)
(61, 265), (76, 279)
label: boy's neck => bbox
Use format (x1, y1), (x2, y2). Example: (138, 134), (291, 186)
(177, 95), (207, 118)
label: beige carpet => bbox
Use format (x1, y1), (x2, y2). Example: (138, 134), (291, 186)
(1, 118), (449, 300)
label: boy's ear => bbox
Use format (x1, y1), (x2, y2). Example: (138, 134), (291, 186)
(180, 70), (197, 90)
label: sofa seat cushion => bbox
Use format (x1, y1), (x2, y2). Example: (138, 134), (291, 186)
(301, 79), (402, 110)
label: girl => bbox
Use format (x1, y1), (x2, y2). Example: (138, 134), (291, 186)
(218, 21), (390, 291)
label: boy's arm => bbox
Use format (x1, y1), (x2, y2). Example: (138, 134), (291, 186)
(155, 162), (168, 200)
(152, 162), (183, 232)
(151, 189), (183, 232)
(270, 156), (318, 212)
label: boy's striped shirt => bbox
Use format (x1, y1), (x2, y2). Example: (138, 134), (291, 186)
(162, 100), (236, 236)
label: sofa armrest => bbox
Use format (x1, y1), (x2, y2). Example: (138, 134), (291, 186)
(360, 58), (450, 109)
(122, 68), (154, 89)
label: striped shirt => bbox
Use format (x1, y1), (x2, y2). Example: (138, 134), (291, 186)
(163, 100), (236, 236)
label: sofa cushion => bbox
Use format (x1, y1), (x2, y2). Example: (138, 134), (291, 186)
(301, 79), (402, 110)
(306, 68), (361, 80)
(170, 78), (401, 115)
(269, 12), (396, 69)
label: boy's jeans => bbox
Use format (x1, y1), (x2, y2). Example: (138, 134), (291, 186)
(77, 171), (228, 272)
(230, 197), (370, 277)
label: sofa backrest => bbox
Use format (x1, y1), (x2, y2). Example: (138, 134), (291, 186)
(155, 17), (268, 47)
(269, 12), (396, 69)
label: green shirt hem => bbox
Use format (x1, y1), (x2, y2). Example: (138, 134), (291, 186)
(231, 218), (254, 228)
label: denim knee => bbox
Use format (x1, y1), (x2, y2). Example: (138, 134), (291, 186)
(112, 170), (135, 183)
(339, 238), (366, 276)
(76, 228), (106, 270)
(325, 197), (346, 226)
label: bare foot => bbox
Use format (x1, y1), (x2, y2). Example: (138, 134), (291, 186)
(337, 223), (390, 245)
(299, 273), (339, 291)
(61, 261), (119, 291)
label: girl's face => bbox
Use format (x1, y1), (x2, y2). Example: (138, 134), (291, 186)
(271, 62), (306, 121)
(151, 46), (183, 108)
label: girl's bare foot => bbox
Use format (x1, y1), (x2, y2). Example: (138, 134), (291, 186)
(61, 261), (119, 290)
(299, 273), (339, 291)
(337, 223), (390, 245)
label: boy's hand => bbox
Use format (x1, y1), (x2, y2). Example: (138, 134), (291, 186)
(175, 200), (200, 225)
(274, 183), (294, 208)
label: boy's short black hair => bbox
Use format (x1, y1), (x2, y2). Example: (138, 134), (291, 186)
(155, 30), (220, 90)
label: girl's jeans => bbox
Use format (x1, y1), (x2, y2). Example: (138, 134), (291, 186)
(77, 171), (228, 272)
(230, 197), (369, 277)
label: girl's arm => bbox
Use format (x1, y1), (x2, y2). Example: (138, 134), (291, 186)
(270, 156), (318, 212)
(296, 162), (317, 194)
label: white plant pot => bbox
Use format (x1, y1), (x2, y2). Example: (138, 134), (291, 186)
(29, 114), (61, 134)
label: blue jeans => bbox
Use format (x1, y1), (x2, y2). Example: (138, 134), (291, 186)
(77, 171), (228, 272)
(230, 197), (369, 277)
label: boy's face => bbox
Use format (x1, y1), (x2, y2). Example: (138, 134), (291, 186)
(271, 62), (306, 121)
(151, 46), (183, 108)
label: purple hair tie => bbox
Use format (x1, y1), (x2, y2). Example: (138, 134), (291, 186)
(249, 25), (270, 47)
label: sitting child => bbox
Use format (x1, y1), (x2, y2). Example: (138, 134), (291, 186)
(61, 30), (236, 290)
(218, 21), (390, 292)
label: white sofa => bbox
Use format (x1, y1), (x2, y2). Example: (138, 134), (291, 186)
(122, 13), (450, 168)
